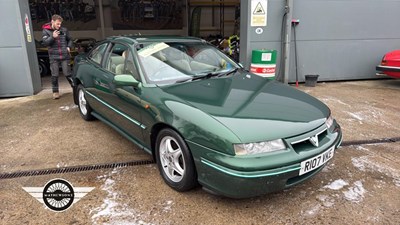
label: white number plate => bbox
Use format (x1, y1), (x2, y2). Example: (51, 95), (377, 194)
(299, 146), (335, 175)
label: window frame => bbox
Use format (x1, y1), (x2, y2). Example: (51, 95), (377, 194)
(87, 42), (109, 66)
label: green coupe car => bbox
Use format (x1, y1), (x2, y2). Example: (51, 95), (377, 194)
(72, 36), (342, 198)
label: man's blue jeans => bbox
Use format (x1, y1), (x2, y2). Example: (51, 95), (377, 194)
(50, 59), (72, 93)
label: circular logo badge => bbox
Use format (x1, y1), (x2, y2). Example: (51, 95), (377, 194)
(42, 179), (75, 212)
(255, 27), (264, 34)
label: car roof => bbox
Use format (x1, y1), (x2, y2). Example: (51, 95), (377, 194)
(105, 35), (205, 44)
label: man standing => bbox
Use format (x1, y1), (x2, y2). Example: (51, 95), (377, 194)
(42, 14), (73, 99)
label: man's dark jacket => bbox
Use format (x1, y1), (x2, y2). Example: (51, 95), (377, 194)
(42, 23), (73, 61)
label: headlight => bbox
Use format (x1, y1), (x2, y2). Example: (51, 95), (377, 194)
(234, 139), (286, 156)
(325, 115), (334, 129)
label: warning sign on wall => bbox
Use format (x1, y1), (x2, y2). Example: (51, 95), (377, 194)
(251, 0), (268, 27)
(24, 14), (32, 42)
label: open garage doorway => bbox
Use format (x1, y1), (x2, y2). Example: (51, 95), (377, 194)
(188, 1), (240, 62)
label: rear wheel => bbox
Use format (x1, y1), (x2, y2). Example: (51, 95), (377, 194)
(39, 61), (48, 76)
(155, 128), (197, 192)
(77, 84), (95, 121)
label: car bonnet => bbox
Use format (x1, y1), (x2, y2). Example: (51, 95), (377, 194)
(161, 73), (330, 143)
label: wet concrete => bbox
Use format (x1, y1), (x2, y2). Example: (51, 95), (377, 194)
(0, 77), (399, 224)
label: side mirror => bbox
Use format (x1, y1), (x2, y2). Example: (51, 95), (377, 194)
(113, 74), (140, 87)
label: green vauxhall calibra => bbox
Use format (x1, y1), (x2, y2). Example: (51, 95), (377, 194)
(72, 36), (342, 198)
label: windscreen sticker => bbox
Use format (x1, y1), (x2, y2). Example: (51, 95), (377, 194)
(138, 42), (169, 58)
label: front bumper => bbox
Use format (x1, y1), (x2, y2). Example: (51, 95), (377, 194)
(376, 65), (400, 73)
(198, 157), (327, 198)
(188, 125), (343, 198)
(376, 65), (400, 78)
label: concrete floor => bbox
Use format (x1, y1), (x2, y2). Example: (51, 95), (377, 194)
(0, 77), (399, 224)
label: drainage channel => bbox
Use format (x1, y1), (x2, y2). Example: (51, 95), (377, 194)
(340, 137), (400, 147)
(0, 159), (154, 180)
(1, 137), (399, 180)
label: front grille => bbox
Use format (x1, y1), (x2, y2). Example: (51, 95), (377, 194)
(290, 128), (328, 153)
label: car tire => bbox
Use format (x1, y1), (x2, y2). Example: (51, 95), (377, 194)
(77, 84), (95, 121)
(155, 128), (198, 192)
(39, 61), (48, 76)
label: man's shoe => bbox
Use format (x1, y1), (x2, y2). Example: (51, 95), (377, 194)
(53, 92), (60, 99)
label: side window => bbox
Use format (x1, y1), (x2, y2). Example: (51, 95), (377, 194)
(88, 43), (108, 65)
(105, 44), (127, 75)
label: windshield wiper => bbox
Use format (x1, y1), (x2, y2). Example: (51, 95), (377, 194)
(175, 78), (193, 83)
(217, 68), (239, 77)
(175, 72), (220, 83)
(191, 72), (220, 81)
(174, 68), (239, 84)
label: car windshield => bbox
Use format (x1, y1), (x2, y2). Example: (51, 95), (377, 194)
(136, 41), (239, 85)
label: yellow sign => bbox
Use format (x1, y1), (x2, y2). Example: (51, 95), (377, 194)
(24, 14), (32, 42)
(253, 2), (265, 15)
(251, 0), (268, 27)
(138, 42), (169, 58)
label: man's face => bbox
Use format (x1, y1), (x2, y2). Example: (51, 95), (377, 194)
(51, 19), (62, 30)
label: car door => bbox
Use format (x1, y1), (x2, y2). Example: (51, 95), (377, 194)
(80, 42), (112, 117)
(95, 43), (146, 146)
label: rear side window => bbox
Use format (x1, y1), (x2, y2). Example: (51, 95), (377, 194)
(88, 43), (108, 65)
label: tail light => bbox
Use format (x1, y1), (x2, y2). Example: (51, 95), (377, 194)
(381, 56), (387, 66)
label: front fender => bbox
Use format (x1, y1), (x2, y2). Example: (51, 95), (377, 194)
(164, 100), (241, 155)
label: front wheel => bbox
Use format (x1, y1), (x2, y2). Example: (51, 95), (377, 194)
(155, 128), (198, 192)
(77, 84), (95, 121)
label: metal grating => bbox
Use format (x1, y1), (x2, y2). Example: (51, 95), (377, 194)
(341, 137), (400, 147)
(0, 159), (154, 180)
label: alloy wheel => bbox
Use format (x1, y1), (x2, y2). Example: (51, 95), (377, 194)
(159, 136), (185, 183)
(78, 89), (88, 116)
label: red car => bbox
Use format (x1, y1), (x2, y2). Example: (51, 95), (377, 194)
(376, 50), (400, 78)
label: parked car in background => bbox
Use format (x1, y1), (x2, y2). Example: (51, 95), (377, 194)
(35, 40), (50, 76)
(376, 50), (400, 78)
(35, 39), (79, 76)
(72, 35), (342, 198)
(73, 37), (97, 53)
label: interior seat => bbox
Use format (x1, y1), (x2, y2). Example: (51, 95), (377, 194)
(109, 55), (125, 73)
